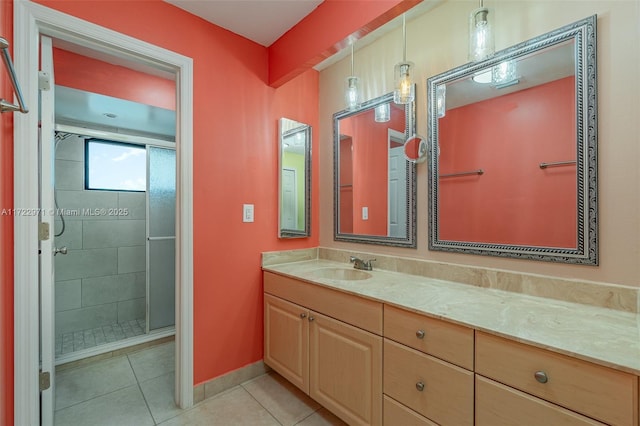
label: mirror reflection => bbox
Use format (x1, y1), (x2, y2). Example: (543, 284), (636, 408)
(278, 118), (311, 238)
(427, 16), (597, 264)
(334, 91), (417, 247)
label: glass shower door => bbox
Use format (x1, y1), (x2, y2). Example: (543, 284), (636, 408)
(147, 146), (176, 331)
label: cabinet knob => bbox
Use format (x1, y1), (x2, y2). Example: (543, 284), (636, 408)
(415, 381), (425, 392)
(300, 313), (307, 319)
(308, 316), (315, 322)
(534, 371), (549, 384)
(416, 329), (425, 339)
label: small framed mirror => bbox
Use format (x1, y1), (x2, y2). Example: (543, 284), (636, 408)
(333, 90), (417, 247)
(278, 118), (311, 238)
(427, 15), (597, 264)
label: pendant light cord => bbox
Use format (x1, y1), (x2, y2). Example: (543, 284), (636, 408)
(402, 14), (407, 62)
(350, 43), (354, 76)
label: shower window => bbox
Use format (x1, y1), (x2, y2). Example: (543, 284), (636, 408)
(85, 139), (146, 191)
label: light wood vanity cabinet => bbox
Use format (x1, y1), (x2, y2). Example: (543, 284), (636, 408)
(264, 272), (383, 426)
(264, 270), (640, 426)
(382, 305), (475, 426)
(476, 331), (639, 426)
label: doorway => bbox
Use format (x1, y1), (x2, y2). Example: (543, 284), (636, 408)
(13, 2), (194, 425)
(53, 131), (176, 364)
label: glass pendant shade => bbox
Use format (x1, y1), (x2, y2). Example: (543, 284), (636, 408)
(344, 76), (361, 111)
(393, 62), (415, 104)
(436, 84), (446, 118)
(374, 103), (391, 122)
(468, 7), (494, 62)
(492, 60), (517, 84)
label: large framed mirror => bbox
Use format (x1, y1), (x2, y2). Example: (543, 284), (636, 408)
(278, 118), (311, 238)
(427, 15), (597, 264)
(333, 90), (417, 247)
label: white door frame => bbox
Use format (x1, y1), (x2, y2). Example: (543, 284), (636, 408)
(13, 2), (194, 424)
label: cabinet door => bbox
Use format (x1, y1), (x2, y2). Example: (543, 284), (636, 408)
(264, 294), (309, 393)
(309, 311), (383, 426)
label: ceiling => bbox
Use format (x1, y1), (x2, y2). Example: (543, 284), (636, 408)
(163, 0), (324, 47)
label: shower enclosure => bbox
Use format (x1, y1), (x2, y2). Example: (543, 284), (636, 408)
(53, 130), (176, 362)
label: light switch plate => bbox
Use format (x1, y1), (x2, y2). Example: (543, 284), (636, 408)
(243, 204), (254, 222)
(362, 206), (368, 220)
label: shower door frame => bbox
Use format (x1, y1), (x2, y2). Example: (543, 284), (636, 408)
(13, 2), (195, 424)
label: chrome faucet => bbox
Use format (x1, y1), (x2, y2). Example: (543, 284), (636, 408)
(350, 256), (376, 271)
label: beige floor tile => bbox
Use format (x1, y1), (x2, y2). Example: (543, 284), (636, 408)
(158, 386), (280, 426)
(128, 341), (175, 382)
(55, 355), (137, 410)
(295, 408), (348, 426)
(242, 372), (320, 426)
(140, 371), (183, 423)
(54, 384), (154, 426)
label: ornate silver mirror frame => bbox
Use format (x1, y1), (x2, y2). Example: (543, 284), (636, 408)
(278, 118), (311, 238)
(333, 90), (417, 247)
(427, 15), (597, 264)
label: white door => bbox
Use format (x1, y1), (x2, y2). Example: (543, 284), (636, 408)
(39, 35), (57, 426)
(281, 168), (298, 230)
(388, 130), (407, 238)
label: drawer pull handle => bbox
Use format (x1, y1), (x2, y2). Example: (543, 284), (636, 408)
(534, 371), (549, 384)
(300, 313), (307, 319)
(415, 381), (425, 392)
(308, 316), (315, 322)
(416, 329), (425, 339)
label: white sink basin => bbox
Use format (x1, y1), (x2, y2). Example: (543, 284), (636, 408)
(308, 267), (372, 281)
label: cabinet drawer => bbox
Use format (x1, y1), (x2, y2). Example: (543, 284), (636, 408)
(476, 331), (638, 426)
(476, 375), (606, 426)
(264, 272), (383, 334)
(384, 304), (474, 369)
(383, 396), (437, 426)
(383, 339), (473, 426)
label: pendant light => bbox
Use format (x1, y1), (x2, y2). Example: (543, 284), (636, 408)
(374, 103), (391, 122)
(468, 0), (495, 62)
(393, 14), (415, 105)
(344, 43), (361, 111)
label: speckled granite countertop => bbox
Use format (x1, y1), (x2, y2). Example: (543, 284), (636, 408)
(263, 259), (640, 376)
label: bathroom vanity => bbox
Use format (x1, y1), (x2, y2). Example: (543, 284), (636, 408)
(263, 254), (640, 426)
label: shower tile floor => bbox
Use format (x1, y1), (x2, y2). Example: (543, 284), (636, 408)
(56, 319), (146, 356)
(54, 341), (347, 425)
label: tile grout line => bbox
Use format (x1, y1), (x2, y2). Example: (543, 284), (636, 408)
(54, 382), (138, 415)
(240, 381), (285, 426)
(126, 353), (158, 425)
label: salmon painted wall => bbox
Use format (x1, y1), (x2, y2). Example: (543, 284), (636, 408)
(438, 77), (576, 247)
(268, 0), (421, 87)
(0, 1), (319, 418)
(53, 48), (176, 110)
(1, 0), (14, 422)
(339, 107), (404, 235)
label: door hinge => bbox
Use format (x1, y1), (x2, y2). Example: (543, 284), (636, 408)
(39, 371), (51, 391)
(38, 71), (51, 91)
(39, 222), (50, 241)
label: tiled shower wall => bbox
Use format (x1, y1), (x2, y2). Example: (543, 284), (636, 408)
(54, 134), (147, 337)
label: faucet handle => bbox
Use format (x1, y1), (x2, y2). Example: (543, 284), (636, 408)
(349, 256), (358, 263)
(365, 258), (377, 269)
